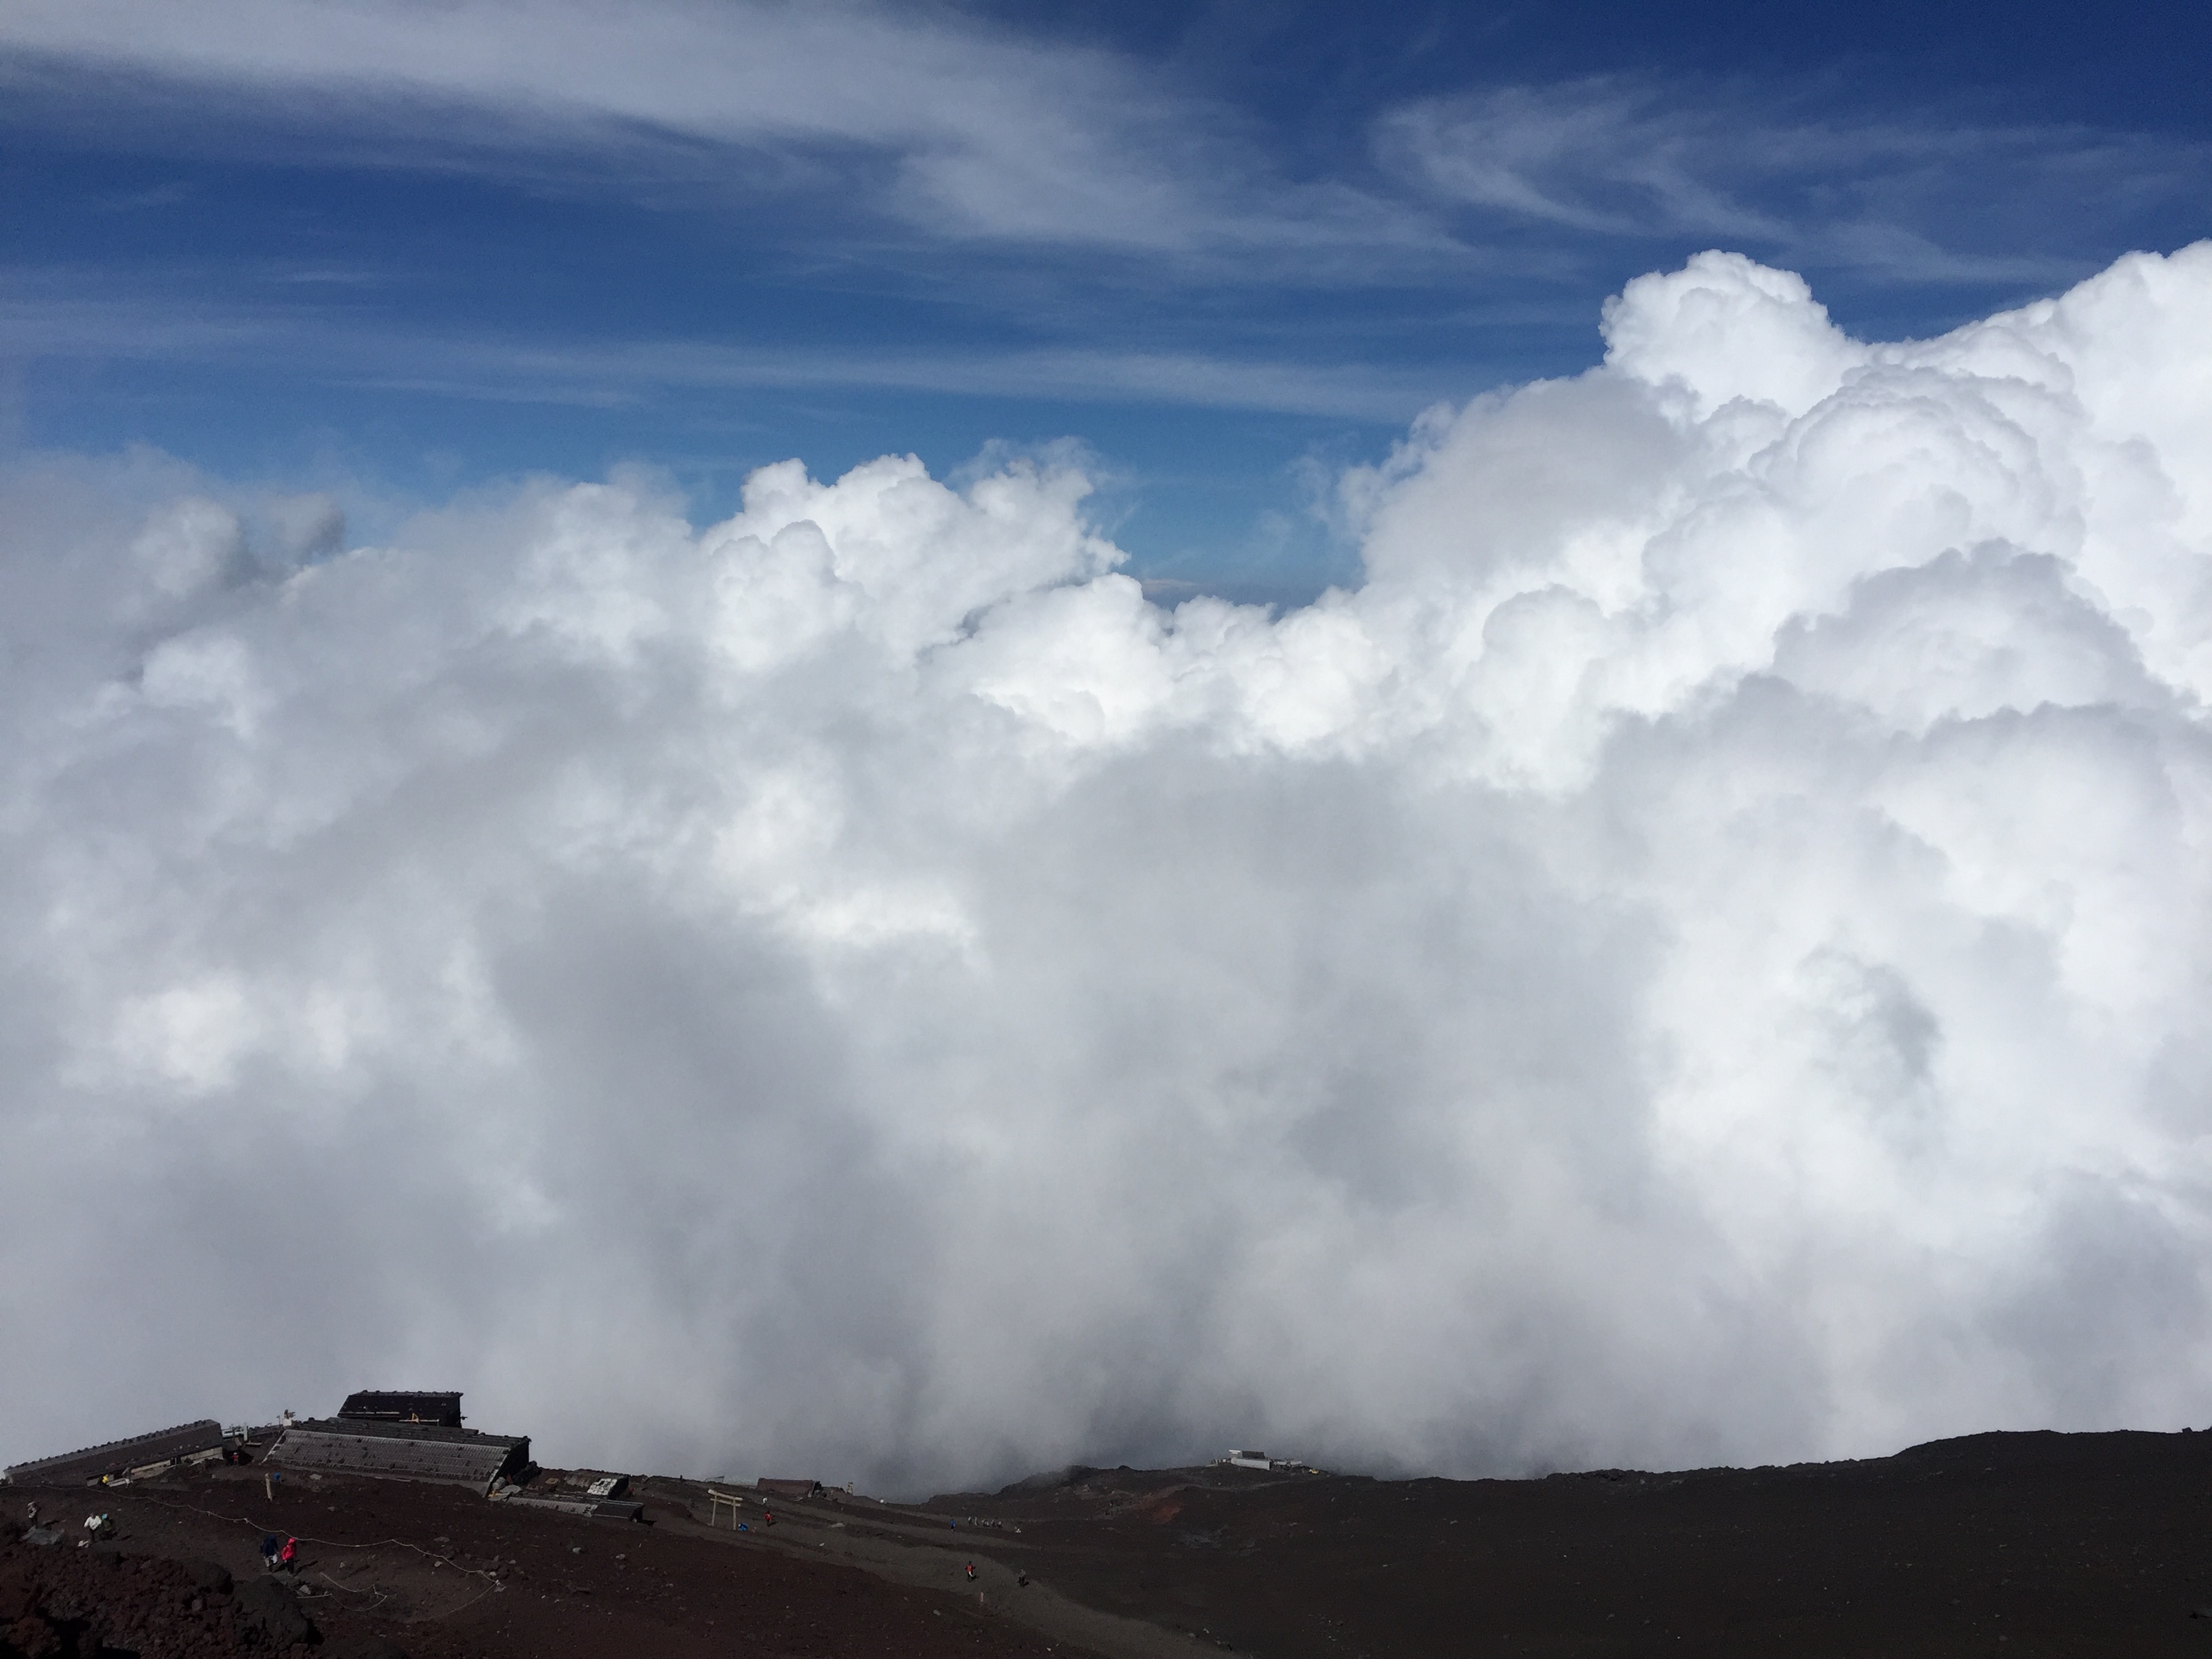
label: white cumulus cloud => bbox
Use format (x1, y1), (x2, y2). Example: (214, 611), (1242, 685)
(5, 243), (2212, 1491)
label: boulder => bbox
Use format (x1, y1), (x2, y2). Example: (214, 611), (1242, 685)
(236, 1574), (319, 1646)
(180, 1557), (234, 1594)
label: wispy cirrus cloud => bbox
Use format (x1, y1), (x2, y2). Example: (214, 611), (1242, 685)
(1376, 77), (2201, 283)
(0, 0), (1446, 274)
(0, 280), (1465, 420)
(2, 1), (2195, 293)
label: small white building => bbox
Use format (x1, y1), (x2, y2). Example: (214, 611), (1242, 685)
(1224, 1448), (1273, 1470)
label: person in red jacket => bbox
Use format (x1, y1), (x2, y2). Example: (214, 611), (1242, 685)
(279, 1536), (299, 1574)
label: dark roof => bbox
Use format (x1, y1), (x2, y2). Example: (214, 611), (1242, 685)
(338, 1391), (463, 1427)
(756, 1477), (823, 1498)
(3, 1420), (226, 1486)
(266, 1420), (528, 1490)
(287, 1418), (520, 1447)
(498, 1492), (646, 1521)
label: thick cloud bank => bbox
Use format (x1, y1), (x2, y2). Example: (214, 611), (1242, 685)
(6, 247), (2212, 1490)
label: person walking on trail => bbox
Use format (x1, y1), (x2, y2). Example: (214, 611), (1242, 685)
(260, 1535), (281, 1572)
(279, 1536), (298, 1574)
(965, 1562), (977, 1581)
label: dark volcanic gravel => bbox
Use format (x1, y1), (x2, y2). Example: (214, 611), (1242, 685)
(925, 1428), (2212, 1656)
(3, 1532), (255, 1657)
(14, 1426), (2212, 1657)
(2, 1462), (1086, 1659)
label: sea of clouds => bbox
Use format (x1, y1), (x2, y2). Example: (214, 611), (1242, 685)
(5, 245), (2211, 1492)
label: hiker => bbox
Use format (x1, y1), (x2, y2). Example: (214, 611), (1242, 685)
(763, 1510), (775, 1527)
(965, 1562), (977, 1581)
(260, 1535), (281, 1572)
(1017, 1573), (1030, 1588)
(279, 1536), (299, 1574)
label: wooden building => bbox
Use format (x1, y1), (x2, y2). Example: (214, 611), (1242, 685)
(337, 1391), (464, 1427)
(266, 1417), (529, 1491)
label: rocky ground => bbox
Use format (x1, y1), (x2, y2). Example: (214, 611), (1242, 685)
(1, 1460), (1082, 1659)
(9, 1427), (2212, 1656)
(921, 1429), (2212, 1657)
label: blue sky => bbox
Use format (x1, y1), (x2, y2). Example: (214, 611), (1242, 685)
(3, 0), (2208, 598)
